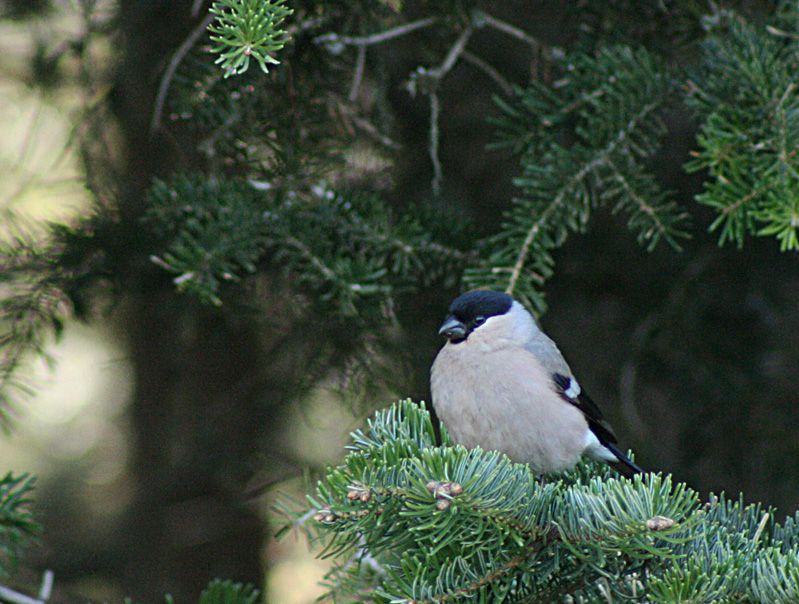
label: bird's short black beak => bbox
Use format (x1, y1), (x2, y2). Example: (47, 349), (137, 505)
(438, 316), (467, 341)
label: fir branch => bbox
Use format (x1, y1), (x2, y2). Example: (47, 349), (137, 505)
(282, 400), (799, 601)
(281, 235), (339, 283)
(208, 0), (293, 77)
(143, 176), (469, 314)
(468, 45), (686, 313)
(143, 175), (273, 306)
(604, 157), (690, 252)
(686, 14), (799, 250)
(196, 579), (260, 604)
(506, 97), (660, 297)
(410, 545), (539, 604)
(0, 473), (38, 578)
(0, 240), (68, 430)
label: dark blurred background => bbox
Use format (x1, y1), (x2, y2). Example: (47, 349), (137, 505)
(0, 0), (797, 602)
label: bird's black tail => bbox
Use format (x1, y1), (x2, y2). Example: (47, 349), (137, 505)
(604, 443), (644, 478)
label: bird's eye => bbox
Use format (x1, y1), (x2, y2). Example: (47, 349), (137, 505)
(472, 315), (486, 327)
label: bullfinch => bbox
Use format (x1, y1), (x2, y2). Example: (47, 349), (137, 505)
(430, 290), (642, 477)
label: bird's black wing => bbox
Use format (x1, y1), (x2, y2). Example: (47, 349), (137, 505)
(552, 372), (642, 477)
(552, 373), (617, 445)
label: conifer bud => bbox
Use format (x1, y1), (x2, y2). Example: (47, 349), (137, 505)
(646, 516), (676, 531)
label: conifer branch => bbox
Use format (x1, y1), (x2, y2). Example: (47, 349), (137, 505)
(687, 15), (799, 250)
(505, 100), (660, 295)
(0, 273), (67, 429)
(208, 0), (293, 77)
(281, 400), (799, 601)
(415, 547), (536, 604)
(0, 473), (38, 576)
(144, 176), (469, 312)
(721, 183), (770, 217)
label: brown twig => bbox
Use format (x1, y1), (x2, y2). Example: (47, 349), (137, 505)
(150, 13), (215, 134)
(314, 17), (438, 48)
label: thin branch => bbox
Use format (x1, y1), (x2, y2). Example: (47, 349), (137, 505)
(425, 27), (473, 196)
(287, 15), (329, 36)
(314, 17), (437, 48)
(336, 101), (401, 149)
(478, 12), (541, 50)
(284, 236), (337, 281)
(429, 92), (442, 197)
(293, 507), (319, 529)
(721, 183), (770, 216)
(150, 13), (215, 134)
(341, 534), (385, 575)
(417, 534), (557, 604)
(0, 584), (44, 604)
(348, 45), (367, 102)
(322, 18), (473, 197)
(556, 88), (606, 121)
(191, 0), (205, 18)
(37, 571), (53, 602)
(429, 28), (473, 79)
(17, 104), (43, 170)
(606, 157), (669, 235)
(462, 50), (513, 96)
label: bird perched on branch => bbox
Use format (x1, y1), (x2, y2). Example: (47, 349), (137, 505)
(430, 290), (642, 477)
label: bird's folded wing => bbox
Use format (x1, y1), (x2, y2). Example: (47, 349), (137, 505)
(552, 372), (618, 445)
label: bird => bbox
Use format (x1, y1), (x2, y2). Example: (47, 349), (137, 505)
(430, 289), (642, 477)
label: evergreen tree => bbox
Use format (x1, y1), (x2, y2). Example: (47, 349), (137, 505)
(1, 0), (799, 600)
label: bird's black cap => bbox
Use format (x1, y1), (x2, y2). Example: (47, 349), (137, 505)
(447, 290), (513, 323)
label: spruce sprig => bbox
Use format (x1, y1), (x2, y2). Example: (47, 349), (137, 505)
(196, 579), (260, 604)
(0, 473), (38, 577)
(468, 45), (689, 314)
(686, 17), (799, 251)
(208, 0), (292, 77)
(143, 175), (469, 314)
